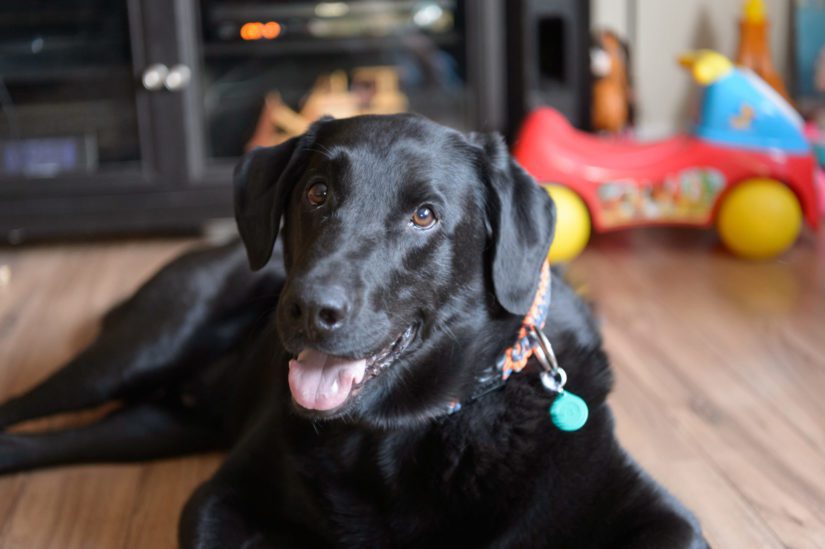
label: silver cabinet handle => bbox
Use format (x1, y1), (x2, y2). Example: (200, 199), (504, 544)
(164, 64), (192, 91)
(142, 63), (169, 91)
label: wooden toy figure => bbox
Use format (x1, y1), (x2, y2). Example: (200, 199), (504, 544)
(591, 30), (634, 133)
(591, 30), (633, 133)
(246, 67), (409, 150)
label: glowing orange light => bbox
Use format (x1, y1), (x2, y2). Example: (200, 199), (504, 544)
(240, 21), (281, 41)
(262, 21), (282, 39)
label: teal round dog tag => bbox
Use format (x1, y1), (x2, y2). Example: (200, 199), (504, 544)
(550, 391), (588, 432)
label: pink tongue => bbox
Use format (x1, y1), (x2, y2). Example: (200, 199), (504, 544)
(288, 349), (367, 411)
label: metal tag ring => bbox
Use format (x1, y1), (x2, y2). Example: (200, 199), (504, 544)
(540, 368), (567, 393)
(530, 326), (560, 373)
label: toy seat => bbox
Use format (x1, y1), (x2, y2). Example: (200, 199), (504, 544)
(515, 108), (693, 172)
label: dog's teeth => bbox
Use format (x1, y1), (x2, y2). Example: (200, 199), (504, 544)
(353, 325), (416, 387)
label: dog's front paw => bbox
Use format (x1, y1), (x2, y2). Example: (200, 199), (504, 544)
(615, 513), (709, 549)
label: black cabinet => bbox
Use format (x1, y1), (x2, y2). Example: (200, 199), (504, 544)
(0, 0), (228, 240)
(0, 0), (509, 240)
(1, 1), (589, 241)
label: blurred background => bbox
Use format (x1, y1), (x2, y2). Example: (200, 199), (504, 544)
(1, 0), (820, 240)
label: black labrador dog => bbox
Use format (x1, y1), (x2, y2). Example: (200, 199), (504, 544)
(0, 114), (707, 548)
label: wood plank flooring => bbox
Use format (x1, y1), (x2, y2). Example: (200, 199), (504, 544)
(0, 227), (823, 548)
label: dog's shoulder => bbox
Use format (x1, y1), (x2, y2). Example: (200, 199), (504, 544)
(546, 269), (602, 350)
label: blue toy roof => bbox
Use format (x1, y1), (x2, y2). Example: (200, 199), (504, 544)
(695, 68), (809, 154)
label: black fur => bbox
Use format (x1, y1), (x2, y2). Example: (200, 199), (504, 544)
(0, 114), (707, 548)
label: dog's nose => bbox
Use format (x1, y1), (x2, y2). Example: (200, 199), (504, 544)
(289, 285), (350, 334)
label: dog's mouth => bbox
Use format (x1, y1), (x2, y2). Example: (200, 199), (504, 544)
(287, 324), (417, 412)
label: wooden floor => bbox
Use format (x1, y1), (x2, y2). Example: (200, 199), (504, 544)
(0, 228), (823, 548)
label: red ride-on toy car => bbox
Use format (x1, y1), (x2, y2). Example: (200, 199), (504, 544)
(514, 50), (820, 261)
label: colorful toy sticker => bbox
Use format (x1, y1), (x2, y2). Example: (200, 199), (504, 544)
(598, 168), (726, 227)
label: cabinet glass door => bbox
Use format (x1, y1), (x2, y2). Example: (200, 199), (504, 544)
(196, 0), (470, 163)
(0, 0), (142, 184)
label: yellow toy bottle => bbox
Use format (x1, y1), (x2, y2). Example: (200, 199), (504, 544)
(735, 0), (790, 101)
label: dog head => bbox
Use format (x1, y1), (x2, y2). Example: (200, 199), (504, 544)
(234, 114), (555, 427)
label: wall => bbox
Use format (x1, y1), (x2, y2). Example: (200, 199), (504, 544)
(591, 0), (791, 138)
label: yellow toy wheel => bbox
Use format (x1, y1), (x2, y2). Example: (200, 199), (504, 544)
(716, 178), (802, 259)
(544, 184), (591, 262)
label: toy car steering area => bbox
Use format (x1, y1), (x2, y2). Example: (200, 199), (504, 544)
(514, 50), (820, 261)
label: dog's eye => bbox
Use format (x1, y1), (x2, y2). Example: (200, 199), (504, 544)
(306, 182), (328, 206)
(411, 205), (437, 229)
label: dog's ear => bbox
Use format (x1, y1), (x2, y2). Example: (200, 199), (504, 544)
(468, 132), (556, 316)
(234, 119), (329, 270)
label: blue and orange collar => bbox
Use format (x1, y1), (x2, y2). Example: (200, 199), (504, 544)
(447, 261), (552, 414)
(497, 261), (553, 380)
(446, 261), (588, 432)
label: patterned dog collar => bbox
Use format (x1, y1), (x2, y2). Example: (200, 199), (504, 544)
(446, 261), (552, 414)
(497, 261), (553, 381)
(445, 261), (588, 432)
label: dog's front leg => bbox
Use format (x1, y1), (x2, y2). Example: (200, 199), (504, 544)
(179, 402), (330, 549)
(179, 481), (274, 549)
(614, 513), (710, 549)
(180, 477), (329, 549)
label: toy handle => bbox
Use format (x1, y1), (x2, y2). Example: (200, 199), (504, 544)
(678, 50), (733, 86)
